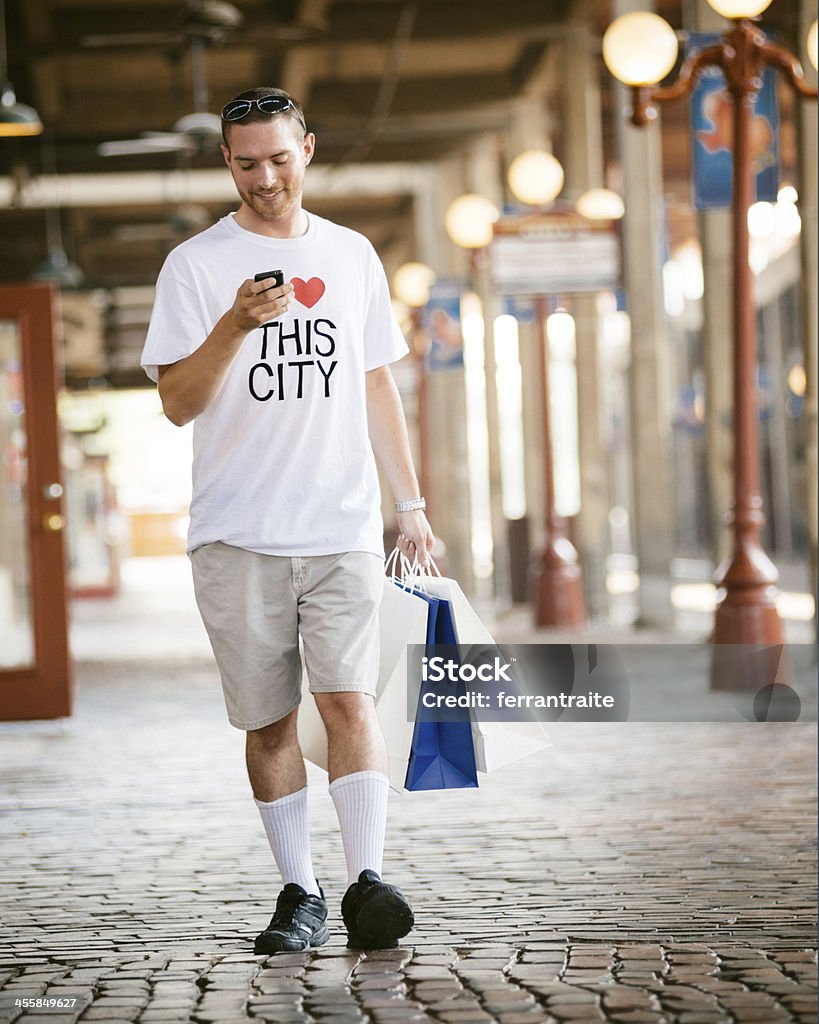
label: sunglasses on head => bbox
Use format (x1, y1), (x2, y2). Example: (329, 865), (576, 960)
(220, 95), (306, 129)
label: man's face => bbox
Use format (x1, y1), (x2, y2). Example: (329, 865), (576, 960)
(221, 117), (315, 223)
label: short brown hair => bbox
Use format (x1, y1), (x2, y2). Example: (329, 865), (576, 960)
(220, 87), (307, 146)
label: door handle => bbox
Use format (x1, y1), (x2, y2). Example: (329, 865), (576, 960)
(43, 513), (67, 532)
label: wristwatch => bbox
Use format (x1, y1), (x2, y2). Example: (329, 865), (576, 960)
(395, 497), (427, 513)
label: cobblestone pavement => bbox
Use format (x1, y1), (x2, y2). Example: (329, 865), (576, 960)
(1, 646), (816, 1024)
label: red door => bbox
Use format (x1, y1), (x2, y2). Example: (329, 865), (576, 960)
(0, 284), (71, 720)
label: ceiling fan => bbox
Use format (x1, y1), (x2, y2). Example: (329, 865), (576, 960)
(95, 1), (328, 157)
(81, 0), (326, 51)
(97, 10), (225, 157)
(82, 0), (241, 50)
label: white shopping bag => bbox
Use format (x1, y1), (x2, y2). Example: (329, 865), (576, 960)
(374, 577), (429, 790)
(416, 567), (552, 774)
(297, 574), (429, 792)
(296, 661), (330, 776)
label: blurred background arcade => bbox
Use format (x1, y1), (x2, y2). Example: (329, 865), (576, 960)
(0, 0), (816, 719)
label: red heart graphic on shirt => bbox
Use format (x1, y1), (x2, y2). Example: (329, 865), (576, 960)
(291, 277), (326, 308)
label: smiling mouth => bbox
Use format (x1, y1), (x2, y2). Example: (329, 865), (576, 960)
(255, 190), (284, 200)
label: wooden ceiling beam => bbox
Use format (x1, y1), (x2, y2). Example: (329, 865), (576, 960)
(280, 0), (333, 102)
(319, 0), (571, 42)
(48, 68), (518, 139)
(47, 0), (212, 8)
(19, 0), (571, 58)
(50, 7), (188, 44)
(20, 0), (55, 43)
(284, 37), (520, 82)
(309, 72), (517, 119)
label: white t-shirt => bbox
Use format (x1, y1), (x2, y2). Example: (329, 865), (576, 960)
(141, 212), (408, 557)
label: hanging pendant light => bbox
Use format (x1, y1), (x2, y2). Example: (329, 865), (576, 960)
(0, 0), (43, 136)
(0, 84), (43, 136)
(444, 193), (500, 249)
(508, 150), (564, 206)
(31, 246), (84, 288)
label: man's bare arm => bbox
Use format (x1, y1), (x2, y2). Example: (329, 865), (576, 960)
(366, 364), (434, 565)
(158, 278), (293, 426)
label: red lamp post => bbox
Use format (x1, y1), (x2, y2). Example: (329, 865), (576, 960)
(604, 8), (817, 689)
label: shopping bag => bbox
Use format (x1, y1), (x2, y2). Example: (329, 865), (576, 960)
(404, 592), (479, 792)
(411, 561), (552, 774)
(375, 578), (431, 790)
(297, 574), (429, 791)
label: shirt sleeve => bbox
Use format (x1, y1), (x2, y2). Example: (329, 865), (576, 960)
(362, 245), (410, 372)
(140, 258), (209, 383)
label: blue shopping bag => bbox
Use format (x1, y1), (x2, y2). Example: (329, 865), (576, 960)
(404, 592), (479, 792)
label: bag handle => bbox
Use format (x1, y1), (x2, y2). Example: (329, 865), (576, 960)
(421, 554), (442, 578)
(385, 547), (443, 592)
(408, 554), (442, 580)
(385, 547), (422, 590)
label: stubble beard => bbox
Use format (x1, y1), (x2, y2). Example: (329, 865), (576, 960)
(240, 179), (302, 223)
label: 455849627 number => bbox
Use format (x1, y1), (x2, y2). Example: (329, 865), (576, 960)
(14, 997), (78, 1008)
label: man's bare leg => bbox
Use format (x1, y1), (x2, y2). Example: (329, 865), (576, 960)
(246, 708), (306, 802)
(313, 691), (388, 782)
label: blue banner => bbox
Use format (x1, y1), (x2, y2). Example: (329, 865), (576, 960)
(501, 295), (536, 323)
(690, 33), (779, 211)
(423, 280), (465, 372)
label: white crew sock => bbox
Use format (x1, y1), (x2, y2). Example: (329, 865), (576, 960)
(255, 786), (320, 897)
(328, 770), (390, 886)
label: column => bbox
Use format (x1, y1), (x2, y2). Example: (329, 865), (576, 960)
(761, 298), (793, 559)
(797, 0), (818, 634)
(613, 0), (676, 627)
(561, 17), (611, 621)
(466, 133), (510, 607)
(506, 97), (551, 593)
(423, 156), (474, 592)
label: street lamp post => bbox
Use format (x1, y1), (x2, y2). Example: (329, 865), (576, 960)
(504, 151), (586, 627)
(604, 3), (817, 689)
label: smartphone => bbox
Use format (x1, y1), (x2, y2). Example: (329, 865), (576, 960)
(254, 269), (284, 291)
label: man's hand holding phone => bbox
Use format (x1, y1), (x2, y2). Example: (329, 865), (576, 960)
(254, 270), (285, 291)
(231, 269), (291, 332)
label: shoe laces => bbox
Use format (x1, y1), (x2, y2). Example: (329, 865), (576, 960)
(270, 885), (306, 927)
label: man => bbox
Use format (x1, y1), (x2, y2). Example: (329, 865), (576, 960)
(141, 87), (434, 955)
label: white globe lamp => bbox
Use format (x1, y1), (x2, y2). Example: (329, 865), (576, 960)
(602, 12), (679, 86)
(576, 188), (625, 220)
(705, 0), (773, 18)
(392, 262), (436, 308)
(508, 150), (564, 205)
(444, 193), (500, 249)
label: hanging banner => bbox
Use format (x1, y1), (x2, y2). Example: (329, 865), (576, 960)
(690, 32), (779, 211)
(423, 280), (465, 372)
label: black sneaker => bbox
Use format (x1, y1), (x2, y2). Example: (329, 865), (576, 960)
(254, 882), (330, 955)
(341, 869), (414, 949)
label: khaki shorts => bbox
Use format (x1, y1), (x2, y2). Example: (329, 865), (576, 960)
(191, 542), (383, 731)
